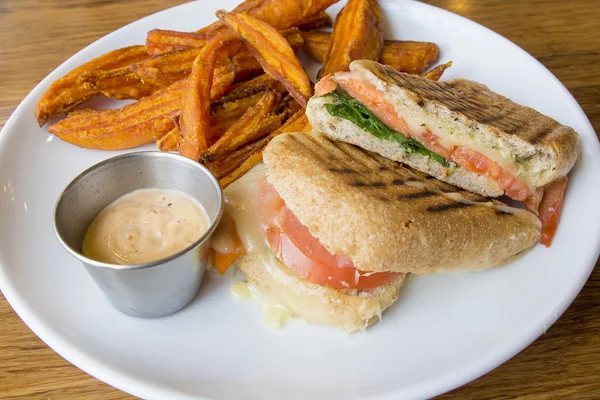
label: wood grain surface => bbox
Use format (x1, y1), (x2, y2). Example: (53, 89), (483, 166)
(0, 0), (599, 399)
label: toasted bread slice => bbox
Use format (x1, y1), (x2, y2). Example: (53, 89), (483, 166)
(307, 60), (579, 198)
(263, 131), (541, 274)
(236, 252), (405, 332)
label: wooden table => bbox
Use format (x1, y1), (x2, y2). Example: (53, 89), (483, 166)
(0, 0), (598, 398)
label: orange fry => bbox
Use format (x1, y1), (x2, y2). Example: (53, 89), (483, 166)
(35, 45), (150, 126)
(302, 31), (439, 74)
(209, 92), (264, 145)
(132, 28), (303, 86)
(209, 214), (246, 274)
(92, 75), (157, 100)
(215, 108), (305, 177)
(216, 108), (307, 188)
(296, 11), (333, 31)
(201, 0), (338, 37)
(201, 89), (280, 162)
(198, 0), (267, 36)
(380, 41), (440, 75)
(422, 61), (453, 81)
(214, 74), (275, 106)
(218, 11), (312, 107)
(206, 136), (269, 179)
(157, 126), (180, 151)
(146, 30), (209, 55)
(270, 108), (308, 136)
(146, 27), (303, 57)
(320, 0), (383, 78)
(47, 79), (186, 150)
(179, 35), (242, 160)
(219, 151), (264, 189)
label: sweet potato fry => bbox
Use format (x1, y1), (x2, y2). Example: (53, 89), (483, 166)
(147, 27), (304, 56)
(201, 0), (338, 38)
(212, 107), (306, 177)
(47, 79), (187, 150)
(179, 35), (243, 160)
(216, 108), (307, 188)
(209, 92), (264, 144)
(218, 11), (312, 107)
(91, 75), (157, 100)
(422, 61), (453, 81)
(296, 11), (333, 31)
(35, 45), (151, 126)
(219, 151), (264, 189)
(380, 41), (440, 74)
(213, 74), (275, 106)
(300, 31), (330, 62)
(146, 30), (210, 55)
(298, 113), (312, 132)
(211, 59), (239, 101)
(270, 108), (307, 136)
(131, 28), (303, 87)
(212, 92), (264, 123)
(320, 0), (383, 78)
(200, 89), (280, 162)
(247, 0), (339, 30)
(206, 136), (269, 179)
(198, 0), (267, 36)
(157, 126), (180, 151)
(302, 31), (439, 74)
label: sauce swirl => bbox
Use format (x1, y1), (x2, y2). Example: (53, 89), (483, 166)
(82, 188), (208, 265)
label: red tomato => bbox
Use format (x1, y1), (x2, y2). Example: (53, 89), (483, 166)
(538, 177), (568, 247)
(418, 129), (454, 160)
(257, 179), (403, 289)
(451, 146), (531, 201)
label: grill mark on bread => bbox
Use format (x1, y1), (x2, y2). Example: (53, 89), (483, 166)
(352, 181), (386, 188)
(370, 62), (575, 145)
(529, 124), (556, 144)
(397, 191), (436, 200)
(392, 179), (405, 185)
(427, 202), (472, 212)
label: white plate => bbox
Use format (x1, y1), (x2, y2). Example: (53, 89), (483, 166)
(1, 1), (599, 399)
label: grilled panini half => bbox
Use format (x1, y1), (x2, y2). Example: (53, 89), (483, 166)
(263, 131), (541, 274)
(307, 60), (580, 201)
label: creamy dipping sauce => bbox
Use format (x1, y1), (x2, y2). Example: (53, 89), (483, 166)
(82, 188), (209, 265)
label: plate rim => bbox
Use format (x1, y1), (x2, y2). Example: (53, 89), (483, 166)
(0, 1), (599, 399)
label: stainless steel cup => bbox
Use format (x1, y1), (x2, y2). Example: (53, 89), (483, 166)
(54, 151), (223, 318)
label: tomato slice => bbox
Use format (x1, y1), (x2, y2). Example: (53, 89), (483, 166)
(257, 179), (403, 289)
(314, 74), (338, 96)
(538, 177), (568, 247)
(419, 129), (453, 160)
(451, 146), (530, 201)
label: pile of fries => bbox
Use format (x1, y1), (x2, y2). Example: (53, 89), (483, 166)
(36, 0), (450, 188)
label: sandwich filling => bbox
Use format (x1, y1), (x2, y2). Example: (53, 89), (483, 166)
(315, 72), (568, 247)
(211, 164), (403, 288)
(316, 73), (533, 202)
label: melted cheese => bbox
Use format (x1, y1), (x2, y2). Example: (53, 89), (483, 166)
(402, 110), (520, 176)
(223, 164), (300, 330)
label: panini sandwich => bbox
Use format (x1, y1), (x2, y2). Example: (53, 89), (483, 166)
(213, 132), (541, 331)
(308, 60), (580, 246)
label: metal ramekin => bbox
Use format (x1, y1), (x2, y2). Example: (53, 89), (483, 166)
(54, 151), (223, 318)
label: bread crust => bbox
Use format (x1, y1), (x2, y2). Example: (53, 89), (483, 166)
(236, 252), (405, 332)
(350, 60), (580, 187)
(263, 132), (541, 274)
